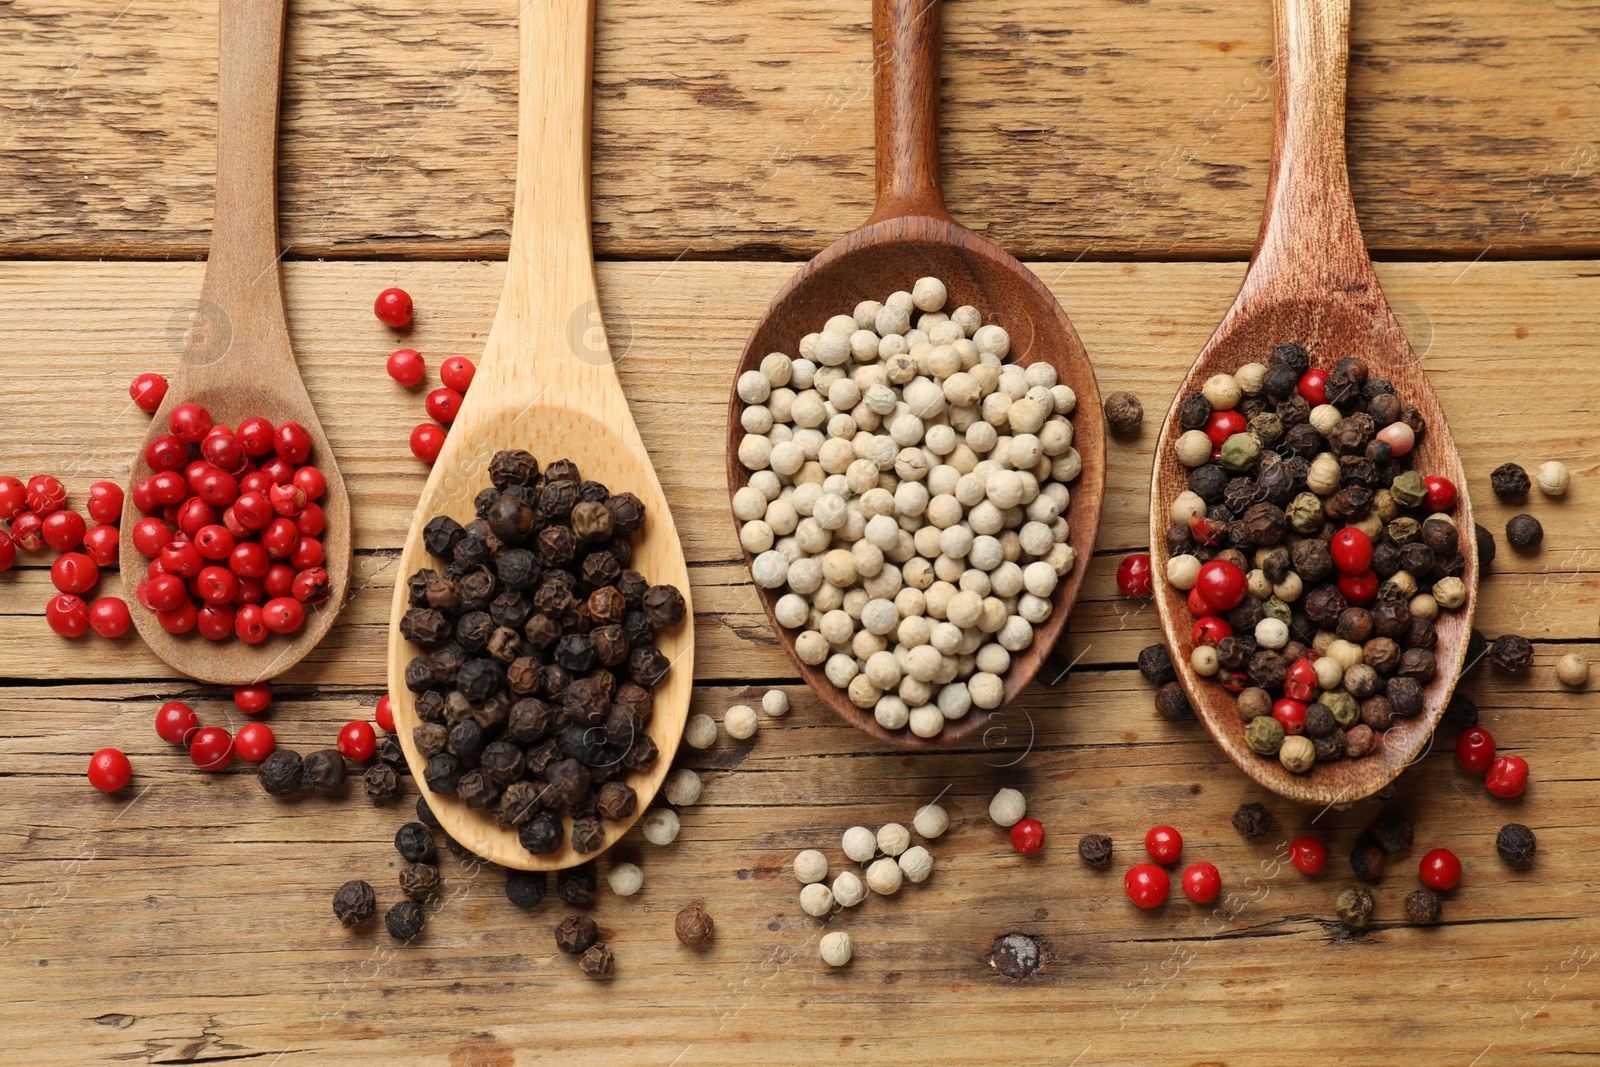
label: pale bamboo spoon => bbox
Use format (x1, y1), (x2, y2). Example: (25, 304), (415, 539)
(1150, 0), (1477, 805)
(727, 0), (1104, 748)
(386, 0), (693, 870)
(119, 0), (351, 686)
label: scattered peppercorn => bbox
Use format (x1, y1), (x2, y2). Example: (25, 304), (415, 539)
(395, 822), (437, 864)
(1489, 634), (1534, 674)
(578, 943), (614, 978)
(1231, 802), (1271, 839)
(1496, 823), (1537, 866)
(1334, 885), (1375, 931)
(1505, 513), (1543, 551)
(332, 880), (376, 927)
(364, 763), (402, 804)
(1104, 391), (1144, 434)
(1155, 682), (1193, 721)
(399, 862), (440, 901)
(1138, 643), (1176, 686)
(675, 901), (714, 946)
(1489, 462), (1530, 501)
(1077, 833), (1113, 867)
(1369, 810), (1414, 854)
(1404, 888), (1442, 925)
(1349, 839), (1386, 881)
(554, 914), (599, 955)
(505, 869), (548, 909)
(302, 749), (348, 793)
(557, 864), (597, 907)
(385, 900), (426, 941)
(258, 749), (305, 796)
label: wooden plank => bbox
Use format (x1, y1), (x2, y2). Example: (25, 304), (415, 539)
(4, 1), (1600, 261)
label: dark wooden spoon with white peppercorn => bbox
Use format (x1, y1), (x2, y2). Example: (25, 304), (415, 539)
(1149, 0), (1477, 805)
(725, 0), (1105, 748)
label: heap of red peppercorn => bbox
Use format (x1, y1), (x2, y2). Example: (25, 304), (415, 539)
(126, 402), (329, 643)
(1120, 824), (1225, 909)
(1, 472), (135, 640)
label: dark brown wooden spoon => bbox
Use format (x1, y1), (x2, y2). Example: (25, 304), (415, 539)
(1150, 0), (1477, 805)
(726, 0), (1105, 748)
(118, 0), (351, 685)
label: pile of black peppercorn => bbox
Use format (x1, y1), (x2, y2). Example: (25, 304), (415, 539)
(398, 451), (687, 860)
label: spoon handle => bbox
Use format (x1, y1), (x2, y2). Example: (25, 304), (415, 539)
(1254, 0), (1372, 290)
(194, 0), (294, 385)
(866, 0), (954, 225)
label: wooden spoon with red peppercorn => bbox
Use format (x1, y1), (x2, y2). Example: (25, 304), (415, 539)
(117, 0), (351, 686)
(1149, 0), (1477, 805)
(385, 0), (692, 870)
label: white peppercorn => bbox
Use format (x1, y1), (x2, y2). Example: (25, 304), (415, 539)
(874, 695), (910, 730)
(725, 704), (759, 740)
(1556, 653), (1589, 687)
(607, 862), (644, 897)
(1255, 617), (1289, 649)
(665, 768), (703, 807)
(866, 857), (903, 895)
(642, 808), (681, 845)
(908, 704), (945, 737)
(683, 714), (718, 750)
(1537, 460), (1571, 496)
(897, 845), (933, 883)
(913, 803), (949, 839)
(969, 672), (1003, 708)
(1279, 734), (1315, 774)
(1432, 577), (1468, 610)
(1409, 593), (1439, 621)
(842, 825), (877, 863)
(819, 930), (854, 967)
(1175, 429), (1213, 468)
(831, 870), (866, 908)
(761, 689), (790, 717)
(1192, 645), (1219, 676)
(876, 823), (911, 857)
(794, 849), (829, 885)
(800, 882), (835, 917)
(989, 787), (1026, 827)
(1201, 373), (1241, 410)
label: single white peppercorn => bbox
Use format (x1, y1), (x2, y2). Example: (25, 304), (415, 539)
(1191, 645), (1219, 676)
(897, 845), (933, 883)
(794, 849), (830, 885)
(1432, 577), (1468, 610)
(866, 857), (903, 895)
(1279, 734), (1315, 774)
(607, 862), (644, 897)
(969, 672), (1003, 709)
(842, 825), (878, 863)
(725, 704), (760, 740)
(913, 803), (949, 839)
(665, 768), (703, 807)
(819, 930), (854, 967)
(1201, 373), (1241, 411)
(1409, 592), (1439, 621)
(912, 276), (948, 312)
(1556, 653), (1589, 687)
(1537, 460), (1571, 496)
(683, 714), (718, 750)
(642, 808), (681, 846)
(761, 689), (791, 717)
(831, 870), (867, 908)
(800, 882), (835, 917)
(1174, 429), (1214, 468)
(1255, 617), (1289, 650)
(989, 787), (1026, 827)
(875, 694), (910, 730)
(1167, 554), (1201, 590)
(876, 823), (911, 857)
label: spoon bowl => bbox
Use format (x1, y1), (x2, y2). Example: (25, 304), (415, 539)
(386, 0), (692, 870)
(727, 0), (1104, 748)
(1150, 0), (1476, 805)
(119, 0), (351, 686)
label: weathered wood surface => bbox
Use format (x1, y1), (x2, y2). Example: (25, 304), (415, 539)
(1, 258), (1598, 1063)
(5, 0), (1600, 261)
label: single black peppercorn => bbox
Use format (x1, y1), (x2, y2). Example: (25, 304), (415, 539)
(1496, 823), (1537, 866)
(519, 811), (563, 855)
(333, 880), (377, 927)
(555, 914), (599, 955)
(258, 749), (304, 796)
(1369, 810), (1414, 854)
(554, 633), (597, 673)
(455, 658), (502, 702)
(1475, 523), (1496, 570)
(302, 749), (348, 793)
(1155, 681), (1193, 721)
(1077, 833), (1113, 867)
(364, 763), (402, 805)
(578, 943), (614, 979)
(1304, 703), (1336, 738)
(505, 869), (549, 909)
(1349, 839), (1386, 881)
(490, 590), (534, 630)
(1387, 676), (1424, 718)
(1178, 392), (1212, 430)
(1137, 643), (1176, 686)
(1490, 462), (1530, 501)
(595, 781), (638, 821)
(628, 646), (671, 687)
(570, 817), (604, 854)
(423, 515), (465, 558)
(457, 769), (501, 810)
(415, 795), (441, 829)
(1272, 342), (1309, 373)
(558, 864), (598, 907)
(641, 585), (687, 629)
(395, 822), (437, 864)
(489, 449), (539, 488)
(1404, 888), (1442, 925)
(675, 901), (715, 946)
(446, 719), (488, 766)
(1335, 885), (1375, 932)
(399, 862), (441, 902)
(1490, 633), (1534, 673)
(386, 900), (427, 941)
(1442, 691), (1478, 733)
(622, 734), (659, 772)
(1103, 391), (1143, 434)
(1231, 802), (1271, 839)
(427, 644), (468, 685)
(1505, 513), (1543, 551)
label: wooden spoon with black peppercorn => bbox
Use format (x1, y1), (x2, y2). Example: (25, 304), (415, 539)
(1149, 0), (1476, 805)
(726, 0), (1105, 748)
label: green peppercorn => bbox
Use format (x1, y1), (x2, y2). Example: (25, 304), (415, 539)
(1335, 886), (1375, 931)
(1246, 715), (1285, 755)
(1390, 470), (1427, 508)
(1322, 691), (1360, 729)
(1219, 432), (1261, 473)
(1286, 492), (1324, 534)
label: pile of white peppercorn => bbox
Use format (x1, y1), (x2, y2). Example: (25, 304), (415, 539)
(732, 276), (1081, 737)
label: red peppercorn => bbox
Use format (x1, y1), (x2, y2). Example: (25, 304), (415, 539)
(81, 523), (119, 567)
(1419, 848), (1462, 891)
(1272, 698), (1308, 735)
(440, 355), (476, 392)
(1196, 560), (1248, 611)
(295, 501), (327, 538)
(10, 511), (44, 551)
(410, 423), (446, 463)
(25, 475), (66, 516)
(235, 603), (268, 644)
(42, 510), (86, 552)
(1455, 727), (1496, 774)
(46, 593), (90, 637)
(1336, 568), (1378, 605)
(0, 476), (26, 520)
(176, 497), (216, 537)
(1329, 527), (1373, 576)
(426, 387), (463, 424)
(1191, 616), (1232, 648)
(375, 694), (395, 733)
(149, 470), (187, 505)
(235, 722), (277, 762)
(233, 491), (273, 531)
(289, 536), (324, 571)
(1297, 368), (1328, 405)
(292, 566), (330, 604)
(1181, 861), (1221, 904)
(155, 701), (200, 745)
(292, 466), (326, 501)
(261, 518), (298, 557)
(387, 348), (425, 386)
(1288, 835), (1328, 874)
(201, 431), (247, 476)
(1186, 587), (1215, 617)
(1144, 825), (1183, 864)
(196, 565), (238, 605)
(269, 482), (307, 517)
(1115, 553), (1153, 598)
(0, 531), (15, 574)
(1424, 476), (1458, 513)
(1203, 410), (1247, 448)
(192, 524), (234, 561)
(168, 402), (213, 444)
(234, 576), (266, 605)
(1123, 862), (1170, 909)
(87, 748), (133, 793)
(234, 683), (272, 715)
(145, 573), (188, 612)
(189, 726), (235, 771)
(1010, 817), (1045, 854)
(337, 720), (377, 761)
(131, 517), (170, 557)
(228, 541), (270, 577)
(374, 287), (414, 328)
(157, 599), (198, 634)
(263, 564), (296, 599)
(274, 422), (313, 465)
(195, 468), (239, 507)
(259, 456), (296, 486)
(1283, 657), (1318, 701)
(263, 596), (305, 634)
(196, 602), (236, 640)
(1486, 755), (1529, 799)
(159, 541), (203, 578)
(130, 372), (168, 413)
(85, 481), (124, 524)
(236, 416), (275, 458)
(51, 552), (99, 595)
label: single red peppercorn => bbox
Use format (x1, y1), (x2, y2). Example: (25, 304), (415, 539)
(1124, 862), (1170, 909)
(196, 602), (236, 640)
(1486, 755), (1529, 799)
(387, 348), (425, 386)
(291, 566), (330, 604)
(157, 599), (199, 634)
(1297, 368), (1328, 405)
(149, 470), (187, 506)
(196, 565), (239, 605)
(1115, 553), (1153, 598)
(1204, 410), (1247, 447)
(195, 468), (240, 507)
(440, 355), (476, 392)
(289, 536), (325, 571)
(82, 523), (120, 567)
(233, 576), (266, 606)
(11, 511), (44, 551)
(46, 593), (91, 638)
(176, 497), (216, 537)
(1186, 587), (1215, 617)
(1283, 657), (1318, 701)
(258, 456), (296, 486)
(193, 524), (234, 561)
(261, 518), (299, 557)
(168, 402), (213, 444)
(201, 432), (247, 476)
(274, 422), (313, 465)
(375, 694), (395, 733)
(1196, 560), (1248, 611)
(0, 531), (15, 573)
(1455, 727), (1496, 774)
(263, 564), (296, 599)
(0, 476), (26, 520)
(130, 372), (168, 413)
(263, 596), (305, 634)
(1336, 568), (1378, 605)
(1329, 527), (1373, 575)
(145, 573), (188, 612)
(374, 287), (414, 328)
(235, 722), (277, 762)
(1288, 835), (1328, 875)
(1144, 825), (1183, 864)
(160, 541), (204, 578)
(295, 501), (327, 538)
(269, 482), (307, 517)
(426, 387), (463, 424)
(292, 466), (326, 501)
(189, 726), (235, 771)
(155, 701), (200, 745)
(234, 683), (272, 715)
(85, 481), (124, 524)
(1419, 848), (1462, 891)
(1191, 616), (1232, 648)
(89, 596), (132, 638)
(1424, 476), (1458, 513)
(42, 510), (87, 552)
(239, 471), (274, 497)
(410, 423), (446, 463)
(51, 552), (99, 595)
(25, 475), (67, 516)
(87, 748), (133, 793)
(131, 517), (170, 558)
(338, 720), (377, 761)
(233, 491), (273, 531)
(1272, 698), (1308, 735)
(1010, 817), (1045, 854)
(235, 603), (268, 644)
(229, 541), (270, 577)
(1181, 861), (1221, 904)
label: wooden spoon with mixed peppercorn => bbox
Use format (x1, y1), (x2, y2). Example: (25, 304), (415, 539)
(385, 0), (692, 870)
(1148, 0), (1477, 805)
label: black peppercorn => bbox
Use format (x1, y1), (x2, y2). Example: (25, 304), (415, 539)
(422, 515), (465, 558)
(395, 821), (437, 864)
(455, 658), (502, 703)
(457, 769), (501, 809)
(537, 524), (578, 567)
(1177, 392), (1212, 430)
(404, 656), (437, 693)
(1303, 703), (1336, 738)
(333, 880), (377, 927)
(399, 862), (440, 902)
(519, 811), (563, 855)
(1505, 513), (1543, 551)
(427, 644), (468, 686)
(1369, 809), (1413, 853)
(446, 719), (488, 766)
(302, 749), (348, 793)
(1490, 462), (1530, 501)
(1312, 730), (1345, 762)
(415, 690), (446, 725)
(412, 722), (448, 760)
(1303, 585), (1348, 629)
(578, 943), (614, 979)
(555, 914), (599, 955)
(1348, 839), (1386, 881)
(505, 868), (548, 909)
(1398, 648), (1436, 684)
(553, 633), (596, 673)
(1403, 888), (1442, 926)
(1474, 523), (1496, 571)
(558, 864), (598, 906)
(1291, 539), (1334, 583)
(545, 758), (593, 807)
(1263, 363), (1300, 400)
(1496, 823), (1537, 866)
(415, 795), (440, 830)
(1271, 342), (1309, 373)
(385, 900), (426, 941)
(454, 611), (494, 654)
(1359, 695), (1393, 731)
(622, 734), (659, 772)
(401, 608), (452, 648)
(498, 781), (546, 827)
(1490, 633), (1534, 673)
(409, 568), (440, 607)
(504, 656), (540, 697)
(258, 749), (304, 796)
(1362, 637), (1402, 675)
(1386, 676), (1423, 719)
(570, 817), (605, 854)
(1077, 833), (1113, 867)
(1231, 803), (1271, 838)
(595, 780), (637, 822)
(1155, 681), (1193, 721)
(1276, 393), (1310, 428)
(1103, 391), (1143, 434)
(424, 752), (463, 795)
(1137, 643), (1176, 686)
(628, 646), (671, 687)
(364, 763), (402, 805)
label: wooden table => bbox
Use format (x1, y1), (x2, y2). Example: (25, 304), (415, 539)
(4, 2), (1598, 1063)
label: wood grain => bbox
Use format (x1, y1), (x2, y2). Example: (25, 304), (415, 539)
(5, 1), (1600, 262)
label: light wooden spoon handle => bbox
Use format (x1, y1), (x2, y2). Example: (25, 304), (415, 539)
(1255, 0), (1370, 289)
(192, 0), (292, 388)
(866, 0), (953, 224)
